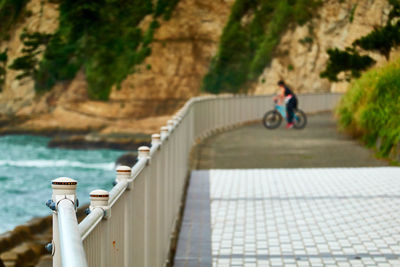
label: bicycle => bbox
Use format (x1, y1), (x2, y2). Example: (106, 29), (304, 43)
(262, 101), (307, 129)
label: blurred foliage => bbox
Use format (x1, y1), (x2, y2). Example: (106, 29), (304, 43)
(202, 0), (321, 94)
(9, 31), (51, 80)
(0, 49), (7, 91)
(337, 59), (400, 157)
(154, 0), (180, 20)
(321, 0), (400, 82)
(36, 0), (153, 100)
(11, 0), (179, 100)
(353, 21), (400, 60)
(0, 0), (29, 40)
(349, 4), (357, 23)
(320, 48), (375, 82)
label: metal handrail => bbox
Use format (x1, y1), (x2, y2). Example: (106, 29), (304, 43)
(58, 199), (88, 267)
(48, 93), (343, 267)
(109, 180), (128, 208)
(79, 208), (104, 241)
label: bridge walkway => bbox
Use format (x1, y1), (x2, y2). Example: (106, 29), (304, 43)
(174, 113), (400, 267)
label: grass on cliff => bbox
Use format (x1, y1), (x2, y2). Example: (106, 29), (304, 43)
(337, 59), (400, 157)
(202, 0), (321, 94)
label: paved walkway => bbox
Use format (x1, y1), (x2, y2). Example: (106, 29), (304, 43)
(191, 113), (387, 169)
(175, 113), (397, 267)
(175, 168), (400, 267)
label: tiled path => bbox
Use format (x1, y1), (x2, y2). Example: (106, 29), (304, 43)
(175, 168), (400, 266)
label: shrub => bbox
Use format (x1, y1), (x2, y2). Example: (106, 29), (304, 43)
(336, 59), (400, 157)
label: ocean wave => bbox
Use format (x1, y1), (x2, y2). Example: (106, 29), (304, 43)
(0, 160), (115, 170)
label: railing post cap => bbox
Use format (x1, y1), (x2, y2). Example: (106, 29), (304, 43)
(51, 177), (77, 190)
(89, 189), (110, 217)
(151, 133), (161, 140)
(138, 146), (150, 160)
(161, 126), (169, 132)
(172, 115), (181, 121)
(116, 165), (131, 173)
(138, 146), (150, 152)
(115, 165), (131, 184)
(90, 189), (109, 200)
(151, 134), (161, 146)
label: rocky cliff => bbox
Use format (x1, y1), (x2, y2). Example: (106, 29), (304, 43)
(0, 0), (392, 135)
(254, 0), (391, 95)
(0, 0), (233, 135)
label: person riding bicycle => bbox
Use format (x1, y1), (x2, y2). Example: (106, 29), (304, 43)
(273, 80), (298, 129)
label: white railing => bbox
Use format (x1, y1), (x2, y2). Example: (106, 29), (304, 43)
(46, 93), (342, 267)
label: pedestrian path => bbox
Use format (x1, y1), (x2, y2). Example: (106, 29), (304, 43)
(174, 168), (400, 266)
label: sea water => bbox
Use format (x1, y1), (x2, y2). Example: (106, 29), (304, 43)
(0, 135), (124, 233)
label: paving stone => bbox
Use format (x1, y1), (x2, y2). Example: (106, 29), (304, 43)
(175, 168), (400, 266)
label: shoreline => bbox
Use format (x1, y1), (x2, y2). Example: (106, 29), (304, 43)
(0, 205), (89, 267)
(0, 127), (151, 151)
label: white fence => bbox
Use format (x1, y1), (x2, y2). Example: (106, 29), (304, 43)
(47, 93), (343, 267)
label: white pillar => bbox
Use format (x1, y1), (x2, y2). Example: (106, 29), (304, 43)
(151, 134), (161, 147)
(50, 177), (78, 267)
(89, 189), (110, 218)
(160, 126), (169, 141)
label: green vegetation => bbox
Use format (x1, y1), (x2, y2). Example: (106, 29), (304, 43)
(353, 20), (400, 60)
(321, 0), (400, 82)
(349, 4), (357, 23)
(8, 31), (51, 80)
(0, 49), (7, 91)
(299, 36), (313, 45)
(202, 0), (321, 94)
(0, 0), (29, 40)
(320, 48), (375, 82)
(337, 59), (400, 157)
(154, 0), (180, 20)
(10, 0), (179, 100)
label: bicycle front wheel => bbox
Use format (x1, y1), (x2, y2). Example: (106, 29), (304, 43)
(263, 110), (282, 129)
(293, 109), (307, 129)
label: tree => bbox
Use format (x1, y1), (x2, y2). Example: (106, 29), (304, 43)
(320, 48), (375, 82)
(353, 22), (400, 60)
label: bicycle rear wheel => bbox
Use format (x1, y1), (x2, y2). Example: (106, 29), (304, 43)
(263, 110), (282, 129)
(293, 109), (307, 129)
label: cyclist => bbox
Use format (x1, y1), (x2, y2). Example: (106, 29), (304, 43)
(273, 80), (298, 129)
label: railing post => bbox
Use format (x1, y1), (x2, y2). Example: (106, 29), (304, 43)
(161, 126), (169, 141)
(138, 146), (150, 161)
(47, 177), (87, 267)
(167, 120), (175, 132)
(89, 189), (110, 218)
(151, 134), (161, 147)
(137, 146), (151, 265)
(116, 165), (132, 189)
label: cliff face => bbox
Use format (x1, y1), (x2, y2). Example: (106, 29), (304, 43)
(0, 0), (59, 114)
(0, 0), (392, 134)
(0, 0), (233, 133)
(254, 0), (391, 95)
(0, 0), (233, 134)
